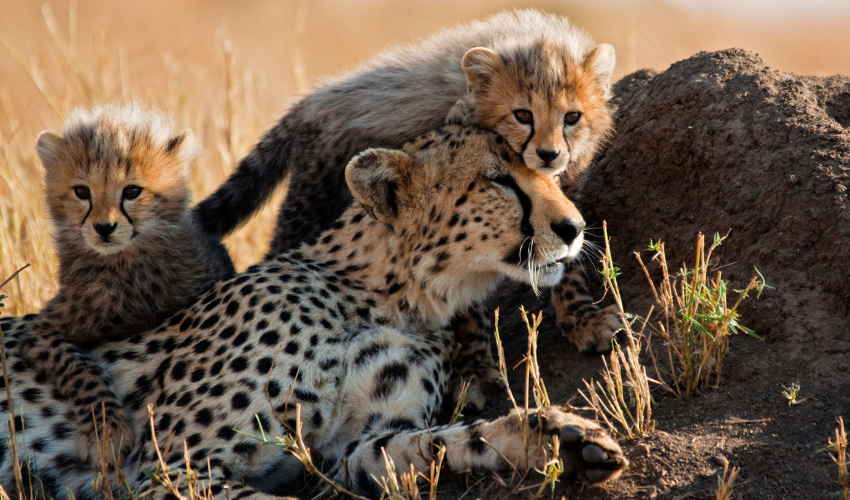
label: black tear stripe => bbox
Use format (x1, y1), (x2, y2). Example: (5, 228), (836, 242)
(492, 176), (533, 236)
(80, 200), (93, 226)
(520, 123), (535, 155)
(120, 200), (138, 238)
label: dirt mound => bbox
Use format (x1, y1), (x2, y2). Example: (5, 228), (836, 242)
(583, 48), (850, 389)
(456, 50), (850, 499)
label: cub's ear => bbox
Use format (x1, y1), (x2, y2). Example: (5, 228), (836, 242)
(166, 129), (201, 175)
(462, 47), (502, 95)
(35, 131), (66, 172)
(345, 148), (411, 223)
(583, 43), (616, 94)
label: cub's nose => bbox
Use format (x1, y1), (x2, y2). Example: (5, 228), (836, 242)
(536, 148), (560, 163)
(94, 223), (118, 237)
(550, 218), (585, 245)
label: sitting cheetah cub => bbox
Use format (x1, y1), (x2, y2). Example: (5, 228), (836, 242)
(21, 103), (235, 464)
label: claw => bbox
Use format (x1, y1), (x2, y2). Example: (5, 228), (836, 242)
(560, 425), (585, 442)
(582, 444), (608, 463)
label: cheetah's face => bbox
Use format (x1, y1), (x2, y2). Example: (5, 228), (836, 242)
(461, 42), (615, 180)
(347, 125), (584, 291)
(37, 128), (197, 255)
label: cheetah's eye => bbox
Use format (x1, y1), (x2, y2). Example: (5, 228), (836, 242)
(73, 186), (90, 200)
(122, 185), (142, 200)
(564, 112), (582, 126)
(513, 109), (533, 125)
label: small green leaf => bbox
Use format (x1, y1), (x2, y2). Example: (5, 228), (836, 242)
(713, 232), (723, 245)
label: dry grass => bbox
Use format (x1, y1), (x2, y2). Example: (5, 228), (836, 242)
(715, 462), (740, 500)
(0, 268), (28, 500)
(578, 222), (655, 440)
(0, 1), (280, 315)
(826, 416), (849, 500)
(637, 231), (768, 399)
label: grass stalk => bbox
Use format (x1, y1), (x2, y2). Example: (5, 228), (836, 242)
(827, 416), (849, 500)
(715, 462), (740, 500)
(578, 221), (655, 439)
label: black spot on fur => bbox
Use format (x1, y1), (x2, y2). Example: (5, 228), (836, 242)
(293, 389), (319, 403)
(354, 342), (388, 365)
(218, 426), (236, 441)
(372, 434), (393, 458)
(195, 408), (214, 426)
(231, 393), (250, 409)
(373, 362), (409, 400)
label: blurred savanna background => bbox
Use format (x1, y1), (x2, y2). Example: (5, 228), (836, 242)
(2, 0), (850, 315)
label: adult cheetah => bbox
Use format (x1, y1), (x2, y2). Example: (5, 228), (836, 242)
(193, 9), (622, 358)
(0, 124), (627, 499)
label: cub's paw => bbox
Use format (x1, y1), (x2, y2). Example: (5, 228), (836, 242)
(555, 302), (622, 354)
(529, 406), (628, 484)
(77, 404), (135, 465)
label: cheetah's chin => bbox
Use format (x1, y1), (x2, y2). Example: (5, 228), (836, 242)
(499, 259), (565, 289)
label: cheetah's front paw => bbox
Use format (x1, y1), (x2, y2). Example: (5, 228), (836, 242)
(529, 406), (628, 484)
(77, 404), (135, 465)
(556, 303), (622, 354)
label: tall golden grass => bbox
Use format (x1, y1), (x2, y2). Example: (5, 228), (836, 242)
(0, 1), (283, 314)
(3, 0), (850, 315)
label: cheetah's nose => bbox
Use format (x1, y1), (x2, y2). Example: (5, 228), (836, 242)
(550, 218), (585, 245)
(94, 223), (118, 237)
(536, 148), (560, 163)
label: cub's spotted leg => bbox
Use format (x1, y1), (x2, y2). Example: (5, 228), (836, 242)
(449, 305), (501, 412)
(345, 406), (628, 497)
(20, 315), (133, 465)
(551, 264), (622, 354)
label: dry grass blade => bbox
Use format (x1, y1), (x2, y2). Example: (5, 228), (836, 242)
(0, 268), (29, 500)
(715, 462), (740, 500)
(425, 444), (446, 500)
(449, 379), (471, 424)
(578, 221), (655, 439)
(492, 307), (568, 494)
(272, 404), (369, 500)
(826, 416), (849, 500)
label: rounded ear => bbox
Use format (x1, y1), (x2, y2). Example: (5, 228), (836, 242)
(345, 148), (411, 223)
(462, 47), (502, 94)
(35, 131), (66, 172)
(583, 43), (616, 92)
(166, 129), (202, 176)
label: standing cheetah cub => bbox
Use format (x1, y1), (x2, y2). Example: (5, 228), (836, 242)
(21, 103), (235, 464)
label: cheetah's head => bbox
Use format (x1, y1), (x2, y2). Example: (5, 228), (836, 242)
(346, 124), (584, 300)
(37, 103), (199, 256)
(461, 40), (615, 183)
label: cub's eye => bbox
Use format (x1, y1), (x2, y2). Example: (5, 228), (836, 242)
(73, 186), (90, 200)
(513, 109), (533, 125)
(122, 185), (142, 200)
(564, 111), (582, 126)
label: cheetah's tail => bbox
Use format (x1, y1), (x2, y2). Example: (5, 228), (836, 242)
(191, 117), (293, 239)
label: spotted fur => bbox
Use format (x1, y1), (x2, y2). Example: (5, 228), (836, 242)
(0, 125), (625, 499)
(19, 103), (235, 465)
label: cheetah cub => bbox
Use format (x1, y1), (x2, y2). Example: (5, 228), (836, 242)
(21, 103), (234, 464)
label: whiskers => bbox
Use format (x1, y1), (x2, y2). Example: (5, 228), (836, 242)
(519, 236), (543, 297)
